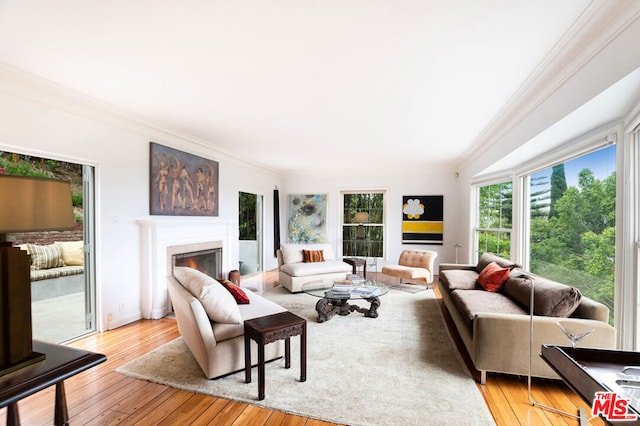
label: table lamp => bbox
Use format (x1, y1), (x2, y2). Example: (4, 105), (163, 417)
(0, 175), (75, 375)
(354, 212), (369, 257)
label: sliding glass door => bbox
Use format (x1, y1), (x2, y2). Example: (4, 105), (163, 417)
(238, 191), (263, 276)
(0, 151), (96, 342)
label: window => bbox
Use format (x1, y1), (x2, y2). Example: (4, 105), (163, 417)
(475, 180), (512, 260)
(342, 192), (384, 258)
(528, 145), (616, 323)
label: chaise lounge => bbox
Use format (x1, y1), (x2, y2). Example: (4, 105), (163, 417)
(381, 249), (438, 287)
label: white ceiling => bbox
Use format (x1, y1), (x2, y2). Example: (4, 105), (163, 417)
(0, 0), (594, 173)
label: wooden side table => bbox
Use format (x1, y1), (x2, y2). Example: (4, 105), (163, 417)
(343, 257), (366, 277)
(0, 341), (106, 426)
(244, 311), (306, 400)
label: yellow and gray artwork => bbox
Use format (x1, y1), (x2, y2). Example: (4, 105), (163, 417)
(402, 195), (443, 245)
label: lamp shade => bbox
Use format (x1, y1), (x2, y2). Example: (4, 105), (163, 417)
(354, 212), (369, 224)
(0, 175), (75, 233)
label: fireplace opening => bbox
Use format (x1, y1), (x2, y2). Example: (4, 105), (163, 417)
(173, 248), (222, 279)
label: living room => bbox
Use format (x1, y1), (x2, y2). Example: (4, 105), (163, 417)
(2, 1), (640, 424)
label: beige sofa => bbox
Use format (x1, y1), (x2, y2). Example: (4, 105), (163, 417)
(168, 272), (286, 379)
(438, 253), (617, 384)
(277, 243), (352, 293)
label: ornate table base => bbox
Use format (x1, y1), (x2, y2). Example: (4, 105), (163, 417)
(315, 296), (381, 323)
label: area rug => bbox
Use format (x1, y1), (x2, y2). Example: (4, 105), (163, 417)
(116, 286), (495, 425)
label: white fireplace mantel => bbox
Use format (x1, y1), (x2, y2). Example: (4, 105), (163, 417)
(137, 218), (231, 319)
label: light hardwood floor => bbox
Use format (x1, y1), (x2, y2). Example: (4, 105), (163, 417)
(1, 271), (603, 425)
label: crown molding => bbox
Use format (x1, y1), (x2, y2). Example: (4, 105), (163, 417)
(0, 62), (282, 177)
(456, 0), (640, 173)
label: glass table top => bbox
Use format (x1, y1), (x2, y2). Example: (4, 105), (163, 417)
(302, 279), (389, 300)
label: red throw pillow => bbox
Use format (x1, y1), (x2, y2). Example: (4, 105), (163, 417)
(303, 249), (324, 263)
(476, 261), (510, 292)
(218, 279), (250, 304)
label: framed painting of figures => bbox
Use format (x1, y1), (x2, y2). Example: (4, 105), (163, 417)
(149, 142), (219, 216)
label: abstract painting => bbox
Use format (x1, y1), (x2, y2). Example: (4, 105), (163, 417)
(402, 195), (443, 244)
(287, 194), (327, 243)
(150, 142), (219, 216)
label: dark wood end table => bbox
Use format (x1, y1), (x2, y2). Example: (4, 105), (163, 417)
(343, 257), (366, 277)
(0, 340), (106, 426)
(244, 311), (307, 400)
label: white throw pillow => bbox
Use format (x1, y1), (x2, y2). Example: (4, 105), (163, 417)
(173, 267), (242, 324)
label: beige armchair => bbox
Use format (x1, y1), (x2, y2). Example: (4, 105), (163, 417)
(381, 249), (438, 287)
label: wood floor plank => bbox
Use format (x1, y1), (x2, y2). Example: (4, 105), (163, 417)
(281, 413), (308, 426)
(194, 398), (239, 425)
(479, 375), (520, 425)
(232, 404), (275, 426)
(125, 389), (194, 425)
(263, 410), (288, 426)
(157, 392), (221, 425)
(205, 399), (246, 425)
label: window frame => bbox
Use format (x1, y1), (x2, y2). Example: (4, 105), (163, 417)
(472, 176), (514, 262)
(339, 190), (386, 260)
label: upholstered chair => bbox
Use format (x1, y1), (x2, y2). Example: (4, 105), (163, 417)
(381, 249), (438, 287)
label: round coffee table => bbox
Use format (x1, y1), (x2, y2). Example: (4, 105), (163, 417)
(302, 279), (389, 323)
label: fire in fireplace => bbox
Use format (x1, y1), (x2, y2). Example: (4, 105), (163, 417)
(173, 248), (222, 279)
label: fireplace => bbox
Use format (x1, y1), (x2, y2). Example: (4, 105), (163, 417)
(138, 219), (230, 320)
(172, 247), (222, 279)
(167, 240), (224, 279)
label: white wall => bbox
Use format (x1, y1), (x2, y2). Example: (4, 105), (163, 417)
(0, 71), (282, 330)
(280, 168), (461, 272)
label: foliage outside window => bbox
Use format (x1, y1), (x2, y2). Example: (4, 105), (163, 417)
(342, 192), (384, 258)
(529, 146), (616, 324)
(239, 192), (257, 240)
(475, 181), (512, 260)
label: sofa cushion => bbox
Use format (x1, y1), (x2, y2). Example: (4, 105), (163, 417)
(30, 265), (84, 281)
(280, 260), (352, 277)
(476, 252), (519, 273)
(502, 273), (582, 317)
(173, 267), (242, 324)
(451, 289), (528, 330)
(56, 240), (84, 266)
(280, 243), (335, 264)
(303, 249), (324, 263)
(476, 262), (510, 292)
(27, 243), (65, 270)
(213, 289), (287, 342)
(439, 269), (481, 293)
(217, 279), (250, 304)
